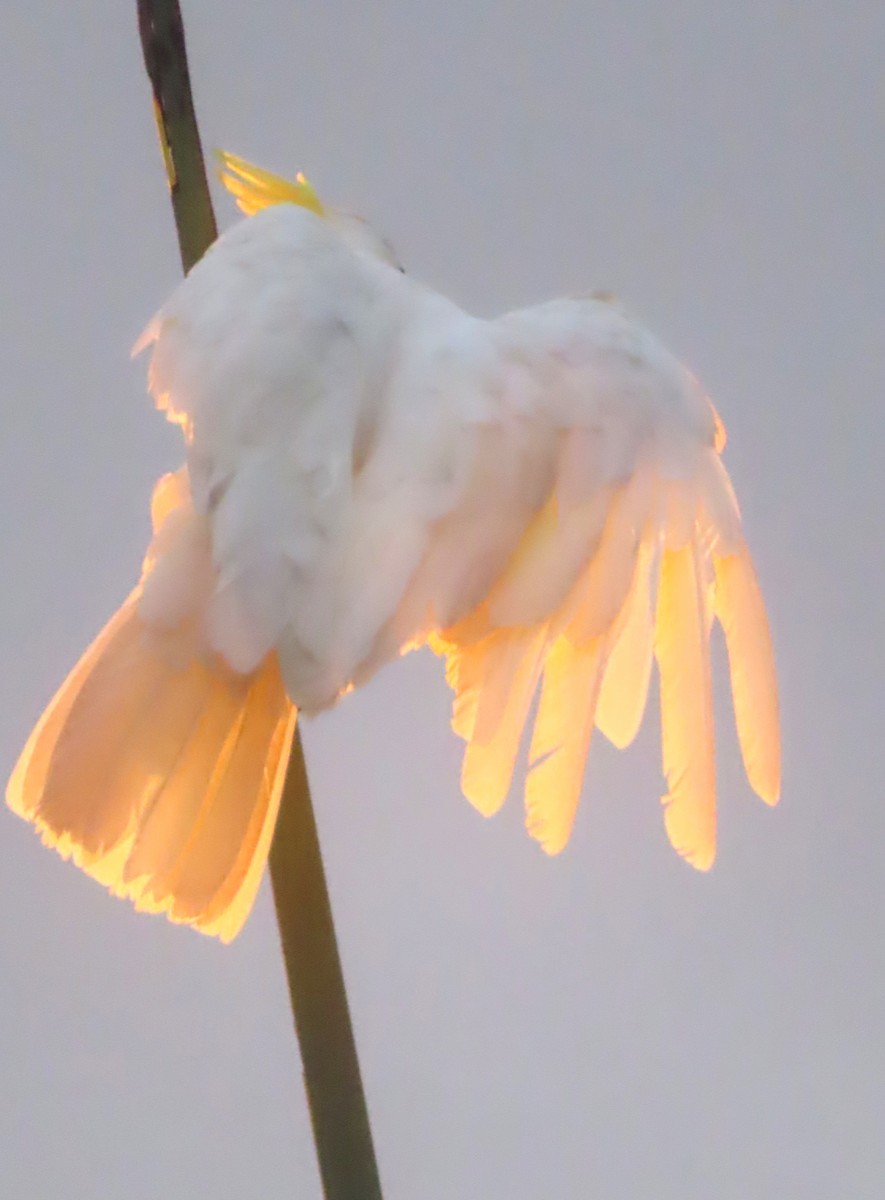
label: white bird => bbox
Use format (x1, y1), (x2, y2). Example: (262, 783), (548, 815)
(7, 152), (781, 941)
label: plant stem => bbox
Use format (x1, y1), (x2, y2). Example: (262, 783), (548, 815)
(136, 5), (383, 1196)
(270, 735), (384, 1199)
(137, 0), (216, 273)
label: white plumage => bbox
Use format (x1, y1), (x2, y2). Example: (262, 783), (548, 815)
(7, 154), (780, 939)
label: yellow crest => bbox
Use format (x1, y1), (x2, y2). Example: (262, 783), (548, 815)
(215, 149), (324, 217)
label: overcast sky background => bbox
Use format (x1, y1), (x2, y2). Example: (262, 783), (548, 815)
(1, 3), (883, 1198)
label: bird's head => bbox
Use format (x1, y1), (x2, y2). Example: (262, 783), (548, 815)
(215, 149), (403, 271)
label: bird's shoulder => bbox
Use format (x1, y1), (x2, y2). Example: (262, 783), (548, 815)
(491, 294), (718, 449)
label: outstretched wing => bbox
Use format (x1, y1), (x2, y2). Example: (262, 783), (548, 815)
(419, 297), (780, 866)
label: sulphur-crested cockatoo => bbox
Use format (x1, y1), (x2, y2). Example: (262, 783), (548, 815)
(7, 152), (780, 941)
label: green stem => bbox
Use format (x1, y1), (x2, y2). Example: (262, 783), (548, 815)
(270, 735), (384, 1200)
(137, 0), (216, 273)
(136, 5), (383, 1197)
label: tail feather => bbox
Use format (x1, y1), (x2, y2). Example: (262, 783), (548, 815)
(40, 604), (205, 861)
(121, 673), (248, 897)
(198, 706), (295, 942)
(8, 597), (137, 841)
(154, 664), (292, 930)
(7, 598), (293, 941)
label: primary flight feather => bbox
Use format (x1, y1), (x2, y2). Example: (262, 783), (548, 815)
(7, 152), (781, 940)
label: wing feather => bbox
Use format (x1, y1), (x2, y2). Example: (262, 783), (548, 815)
(460, 627), (549, 817)
(525, 635), (607, 854)
(654, 540), (717, 869)
(562, 469), (652, 646)
(714, 545), (781, 805)
(595, 542), (655, 749)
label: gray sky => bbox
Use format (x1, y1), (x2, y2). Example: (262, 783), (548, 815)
(1, 2), (883, 1197)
